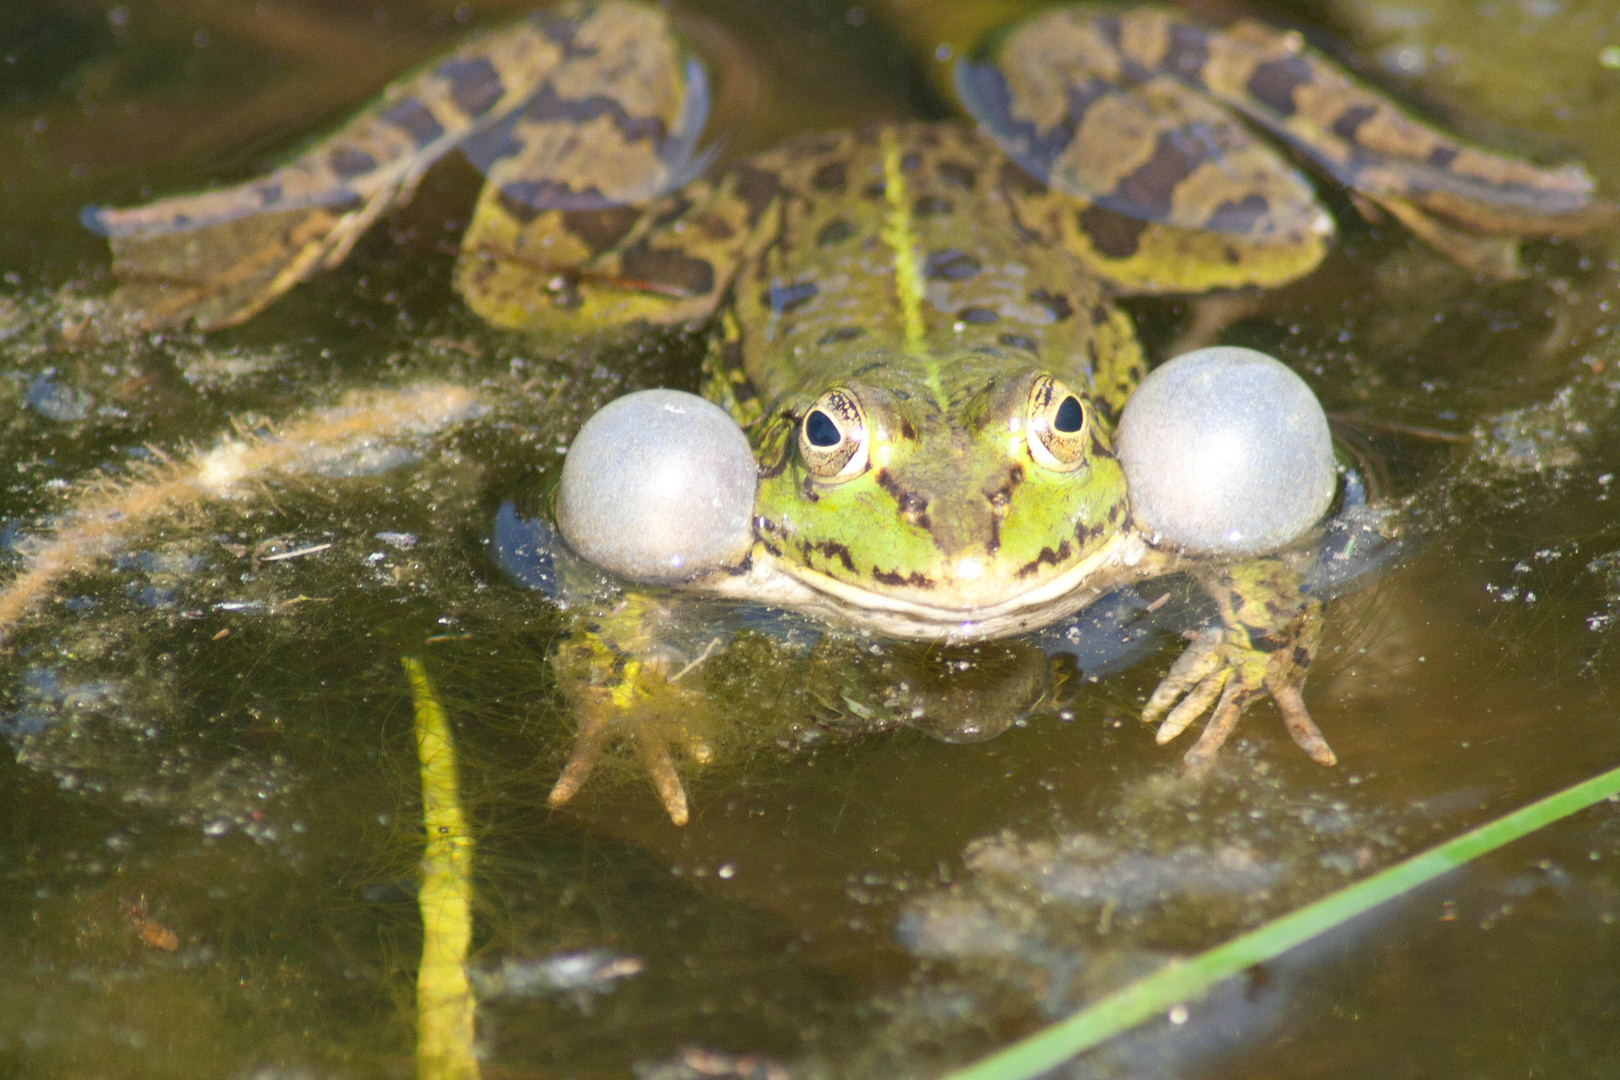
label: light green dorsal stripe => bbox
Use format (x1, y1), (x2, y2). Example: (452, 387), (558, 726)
(879, 130), (947, 411)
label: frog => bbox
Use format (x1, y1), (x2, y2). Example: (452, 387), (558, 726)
(84, 0), (1611, 824)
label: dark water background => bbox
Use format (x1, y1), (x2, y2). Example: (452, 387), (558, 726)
(2, 0), (1620, 1076)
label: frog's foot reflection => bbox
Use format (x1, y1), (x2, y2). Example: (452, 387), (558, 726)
(1142, 624), (1337, 769)
(547, 651), (715, 827)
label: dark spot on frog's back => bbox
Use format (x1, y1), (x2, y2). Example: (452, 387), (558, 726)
(381, 98), (444, 148)
(560, 205), (641, 251)
(913, 196), (953, 217)
(999, 159), (1047, 198)
(817, 219), (855, 247)
(816, 326), (864, 346)
(937, 160), (977, 191)
(1077, 204), (1148, 259)
(957, 307), (999, 324)
(695, 212), (735, 241)
(651, 193), (693, 227)
(925, 250), (981, 281)
(620, 244), (715, 296)
(1246, 55), (1312, 118)
(811, 162), (846, 193)
(791, 133), (844, 157)
(438, 57), (505, 119)
(763, 280), (818, 314)
(1029, 288), (1073, 322)
(999, 332), (1039, 352)
(731, 166), (783, 223)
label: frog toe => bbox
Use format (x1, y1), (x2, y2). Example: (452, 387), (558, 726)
(1181, 677), (1259, 769)
(1266, 675), (1338, 766)
(547, 707), (613, 811)
(1141, 628), (1225, 740)
(1152, 664), (1229, 747)
(1143, 628), (1266, 766)
(632, 723), (690, 827)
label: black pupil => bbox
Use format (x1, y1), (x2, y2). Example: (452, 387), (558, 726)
(1053, 395), (1083, 433)
(805, 409), (842, 447)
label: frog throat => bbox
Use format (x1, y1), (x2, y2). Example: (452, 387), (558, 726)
(702, 529), (1173, 641)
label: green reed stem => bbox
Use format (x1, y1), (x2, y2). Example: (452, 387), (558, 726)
(944, 763), (1620, 1080)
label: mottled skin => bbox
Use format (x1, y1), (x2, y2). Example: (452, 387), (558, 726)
(696, 124), (1146, 636)
(90, 1), (1611, 823)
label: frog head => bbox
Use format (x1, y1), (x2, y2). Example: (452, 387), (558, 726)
(750, 367), (1130, 632)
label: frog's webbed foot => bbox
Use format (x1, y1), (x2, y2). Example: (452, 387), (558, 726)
(1143, 624), (1334, 768)
(1142, 562), (1336, 769)
(547, 634), (719, 826)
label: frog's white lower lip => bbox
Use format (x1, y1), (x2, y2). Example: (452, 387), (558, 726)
(701, 530), (1174, 641)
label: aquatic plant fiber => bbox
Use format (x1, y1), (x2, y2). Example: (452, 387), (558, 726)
(944, 763), (1620, 1080)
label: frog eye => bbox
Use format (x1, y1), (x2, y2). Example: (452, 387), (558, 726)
(1026, 376), (1090, 472)
(798, 388), (869, 481)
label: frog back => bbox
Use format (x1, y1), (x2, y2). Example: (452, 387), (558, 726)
(725, 123), (1141, 414)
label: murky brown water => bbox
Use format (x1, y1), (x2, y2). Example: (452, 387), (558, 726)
(2, 0), (1620, 1077)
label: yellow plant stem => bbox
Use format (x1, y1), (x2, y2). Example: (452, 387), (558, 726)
(404, 656), (480, 1080)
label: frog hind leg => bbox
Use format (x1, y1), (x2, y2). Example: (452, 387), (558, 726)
(1142, 558), (1337, 769)
(454, 162), (767, 338)
(452, 7), (782, 338)
(963, 6), (1612, 286)
(88, 0), (709, 331)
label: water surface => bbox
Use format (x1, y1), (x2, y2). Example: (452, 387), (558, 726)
(2, 0), (1619, 1076)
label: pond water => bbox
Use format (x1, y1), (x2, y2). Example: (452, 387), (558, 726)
(2, 0), (1620, 1077)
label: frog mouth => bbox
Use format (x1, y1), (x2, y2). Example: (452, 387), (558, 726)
(705, 530), (1171, 641)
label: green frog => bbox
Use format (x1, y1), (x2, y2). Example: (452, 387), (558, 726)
(86, 1), (1610, 824)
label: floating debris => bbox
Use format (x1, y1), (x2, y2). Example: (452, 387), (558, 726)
(120, 895), (180, 952)
(0, 382), (483, 645)
(634, 1046), (791, 1080)
(470, 950), (645, 1002)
